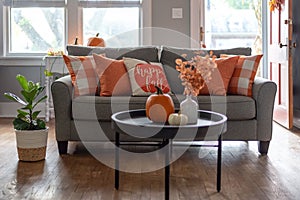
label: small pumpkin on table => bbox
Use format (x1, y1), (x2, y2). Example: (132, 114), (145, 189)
(145, 86), (189, 125)
(168, 112), (188, 126)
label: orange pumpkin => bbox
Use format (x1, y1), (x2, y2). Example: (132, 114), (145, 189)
(146, 86), (174, 123)
(87, 33), (105, 47)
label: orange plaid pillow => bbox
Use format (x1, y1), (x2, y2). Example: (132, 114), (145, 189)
(228, 55), (263, 97)
(200, 56), (239, 96)
(63, 55), (98, 96)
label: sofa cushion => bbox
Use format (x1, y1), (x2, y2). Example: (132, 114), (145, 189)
(160, 46), (252, 95)
(66, 45), (159, 62)
(199, 56), (239, 96)
(198, 95), (256, 120)
(227, 55), (263, 97)
(93, 54), (132, 96)
(123, 57), (171, 96)
(72, 96), (149, 121)
(72, 95), (255, 121)
(63, 55), (98, 96)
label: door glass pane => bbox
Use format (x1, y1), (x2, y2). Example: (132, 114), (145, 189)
(83, 7), (140, 47)
(205, 0), (262, 55)
(10, 7), (64, 53)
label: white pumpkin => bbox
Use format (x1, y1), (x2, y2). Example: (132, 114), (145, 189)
(168, 113), (188, 125)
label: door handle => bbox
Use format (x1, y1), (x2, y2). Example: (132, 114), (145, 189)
(279, 43), (288, 48)
(199, 27), (206, 48)
(293, 42), (297, 48)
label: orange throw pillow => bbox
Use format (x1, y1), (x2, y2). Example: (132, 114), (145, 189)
(228, 55), (263, 97)
(63, 55), (98, 96)
(92, 54), (131, 96)
(200, 56), (239, 96)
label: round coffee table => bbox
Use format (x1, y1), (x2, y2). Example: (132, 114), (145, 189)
(111, 109), (227, 200)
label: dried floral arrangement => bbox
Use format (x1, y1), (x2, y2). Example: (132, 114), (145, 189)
(269, 0), (285, 12)
(175, 51), (217, 96)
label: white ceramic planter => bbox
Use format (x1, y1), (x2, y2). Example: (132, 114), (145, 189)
(15, 128), (48, 161)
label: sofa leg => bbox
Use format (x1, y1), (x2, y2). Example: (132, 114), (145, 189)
(57, 141), (68, 155)
(258, 141), (270, 155)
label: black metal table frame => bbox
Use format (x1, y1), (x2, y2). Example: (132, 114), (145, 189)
(114, 132), (222, 200)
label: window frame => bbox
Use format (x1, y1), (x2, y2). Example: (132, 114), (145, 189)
(76, 0), (142, 47)
(0, 0), (145, 60)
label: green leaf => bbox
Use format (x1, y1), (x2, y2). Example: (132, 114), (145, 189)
(23, 104), (33, 110)
(17, 114), (29, 123)
(28, 81), (35, 91)
(21, 88), (37, 104)
(16, 74), (29, 91)
(36, 119), (46, 130)
(3, 92), (27, 106)
(32, 111), (41, 120)
(32, 96), (47, 109)
(13, 118), (31, 130)
(44, 70), (53, 77)
(20, 90), (32, 103)
(17, 109), (29, 119)
(17, 109), (28, 115)
(35, 86), (45, 99)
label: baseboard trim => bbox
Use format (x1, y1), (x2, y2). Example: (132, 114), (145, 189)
(0, 102), (46, 118)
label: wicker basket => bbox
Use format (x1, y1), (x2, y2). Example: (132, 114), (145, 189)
(17, 146), (47, 161)
(15, 129), (48, 162)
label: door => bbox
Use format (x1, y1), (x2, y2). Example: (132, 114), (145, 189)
(292, 0), (300, 128)
(268, 0), (293, 129)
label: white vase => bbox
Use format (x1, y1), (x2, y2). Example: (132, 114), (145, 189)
(180, 95), (199, 124)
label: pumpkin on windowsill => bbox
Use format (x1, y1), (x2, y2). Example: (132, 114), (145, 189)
(146, 86), (174, 123)
(87, 33), (105, 47)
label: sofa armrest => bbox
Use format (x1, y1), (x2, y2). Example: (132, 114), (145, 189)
(51, 75), (73, 141)
(252, 77), (277, 141)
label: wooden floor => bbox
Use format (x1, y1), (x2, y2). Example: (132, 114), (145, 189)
(1, 118), (300, 200)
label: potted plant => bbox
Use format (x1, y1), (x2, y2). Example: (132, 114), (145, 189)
(4, 74), (48, 162)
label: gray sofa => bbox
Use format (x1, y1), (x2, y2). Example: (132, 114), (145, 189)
(51, 45), (277, 155)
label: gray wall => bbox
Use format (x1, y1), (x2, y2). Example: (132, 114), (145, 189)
(0, 0), (191, 102)
(151, 0), (190, 47)
(0, 66), (45, 102)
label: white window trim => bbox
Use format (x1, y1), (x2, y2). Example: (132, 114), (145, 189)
(0, 0), (5, 58)
(0, 0), (150, 66)
(190, 0), (202, 48)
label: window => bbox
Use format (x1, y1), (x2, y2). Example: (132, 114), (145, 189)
(203, 0), (264, 77)
(204, 0), (262, 54)
(80, 0), (141, 47)
(1, 0), (142, 56)
(10, 7), (65, 54)
(2, 0), (65, 56)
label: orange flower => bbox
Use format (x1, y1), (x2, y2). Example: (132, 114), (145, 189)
(175, 51), (217, 96)
(269, 0), (284, 12)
